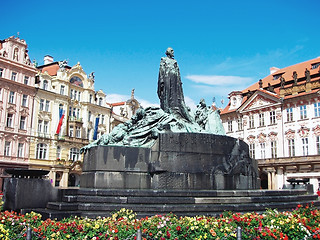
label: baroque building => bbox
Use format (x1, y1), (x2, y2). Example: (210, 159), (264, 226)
(0, 36), (37, 189)
(29, 56), (112, 187)
(220, 57), (320, 192)
(107, 89), (141, 128)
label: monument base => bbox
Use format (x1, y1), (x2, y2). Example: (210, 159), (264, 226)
(81, 132), (259, 190)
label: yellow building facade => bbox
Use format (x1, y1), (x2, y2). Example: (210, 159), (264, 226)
(29, 56), (112, 187)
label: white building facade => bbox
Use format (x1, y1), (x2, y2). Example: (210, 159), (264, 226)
(221, 57), (320, 192)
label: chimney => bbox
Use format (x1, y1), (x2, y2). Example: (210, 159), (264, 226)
(44, 55), (54, 65)
(270, 67), (280, 75)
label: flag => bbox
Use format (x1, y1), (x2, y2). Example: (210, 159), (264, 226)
(93, 117), (99, 140)
(56, 109), (65, 134)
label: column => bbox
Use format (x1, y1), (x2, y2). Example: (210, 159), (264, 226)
(59, 170), (69, 187)
(49, 169), (56, 187)
(276, 167), (284, 189)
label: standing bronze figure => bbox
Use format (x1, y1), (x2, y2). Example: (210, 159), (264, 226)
(157, 47), (193, 122)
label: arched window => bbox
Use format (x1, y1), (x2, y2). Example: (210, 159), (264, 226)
(99, 97), (103, 106)
(43, 80), (48, 90)
(36, 143), (47, 159)
(69, 148), (80, 161)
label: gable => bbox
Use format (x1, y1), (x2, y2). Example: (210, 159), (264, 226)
(239, 91), (281, 113)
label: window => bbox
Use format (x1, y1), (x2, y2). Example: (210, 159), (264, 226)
(101, 115), (105, 124)
(74, 90), (77, 100)
(24, 76), (29, 85)
(69, 126), (74, 137)
(9, 91), (15, 104)
(76, 126), (81, 138)
(22, 95), (28, 107)
(271, 141), (277, 158)
(77, 109), (80, 119)
(43, 80), (48, 90)
(4, 141), (11, 156)
(249, 115), (254, 128)
(317, 136), (320, 155)
(56, 146), (61, 159)
(60, 85), (65, 95)
(88, 111), (91, 122)
(19, 116), (26, 130)
(315, 102), (320, 118)
(38, 120), (43, 133)
(249, 143), (255, 159)
(270, 111), (276, 125)
(312, 63), (320, 69)
(89, 94), (92, 103)
(78, 92), (81, 101)
(237, 117), (243, 131)
(300, 105), (307, 120)
(273, 74), (282, 80)
(99, 97), (103, 106)
(17, 143), (24, 158)
(11, 72), (17, 81)
(227, 121), (233, 132)
(6, 113), (13, 127)
(45, 100), (50, 111)
(44, 121), (49, 133)
(87, 129), (91, 140)
(286, 108), (293, 122)
(260, 143), (266, 159)
(40, 99), (44, 111)
(36, 143), (47, 159)
(302, 138), (309, 156)
(70, 89), (74, 99)
(59, 104), (63, 114)
(0, 68), (4, 77)
(69, 148), (80, 161)
(288, 139), (295, 157)
(72, 108), (76, 117)
(259, 113), (265, 127)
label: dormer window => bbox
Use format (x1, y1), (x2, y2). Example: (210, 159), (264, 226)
(273, 73), (283, 80)
(311, 62), (320, 69)
(43, 80), (48, 90)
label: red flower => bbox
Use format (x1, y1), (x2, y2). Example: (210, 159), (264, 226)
(167, 231), (171, 238)
(176, 226), (181, 231)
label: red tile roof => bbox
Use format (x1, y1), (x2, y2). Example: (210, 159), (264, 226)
(221, 57), (320, 115)
(244, 57), (320, 92)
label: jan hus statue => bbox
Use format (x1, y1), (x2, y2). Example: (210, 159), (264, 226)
(157, 47), (193, 122)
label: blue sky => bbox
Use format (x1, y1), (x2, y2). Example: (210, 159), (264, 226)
(2, 0), (320, 109)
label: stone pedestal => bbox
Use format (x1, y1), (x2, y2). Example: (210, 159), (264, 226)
(81, 133), (259, 190)
(3, 178), (61, 211)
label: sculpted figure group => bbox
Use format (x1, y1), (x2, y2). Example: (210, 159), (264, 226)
(81, 48), (225, 153)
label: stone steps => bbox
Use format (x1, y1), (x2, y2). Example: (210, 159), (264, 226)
(32, 188), (320, 220)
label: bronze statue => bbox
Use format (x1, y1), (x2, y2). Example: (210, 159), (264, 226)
(157, 47), (192, 122)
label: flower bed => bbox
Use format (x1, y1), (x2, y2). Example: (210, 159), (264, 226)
(0, 203), (320, 239)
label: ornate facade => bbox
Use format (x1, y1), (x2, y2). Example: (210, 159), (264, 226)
(221, 57), (320, 192)
(0, 36), (37, 189)
(29, 56), (112, 187)
(107, 89), (141, 128)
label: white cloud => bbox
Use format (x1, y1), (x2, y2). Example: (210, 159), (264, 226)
(105, 93), (129, 103)
(184, 96), (197, 110)
(185, 75), (253, 86)
(137, 98), (159, 108)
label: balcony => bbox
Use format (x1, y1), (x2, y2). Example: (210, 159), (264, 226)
(68, 116), (83, 123)
(37, 132), (51, 139)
